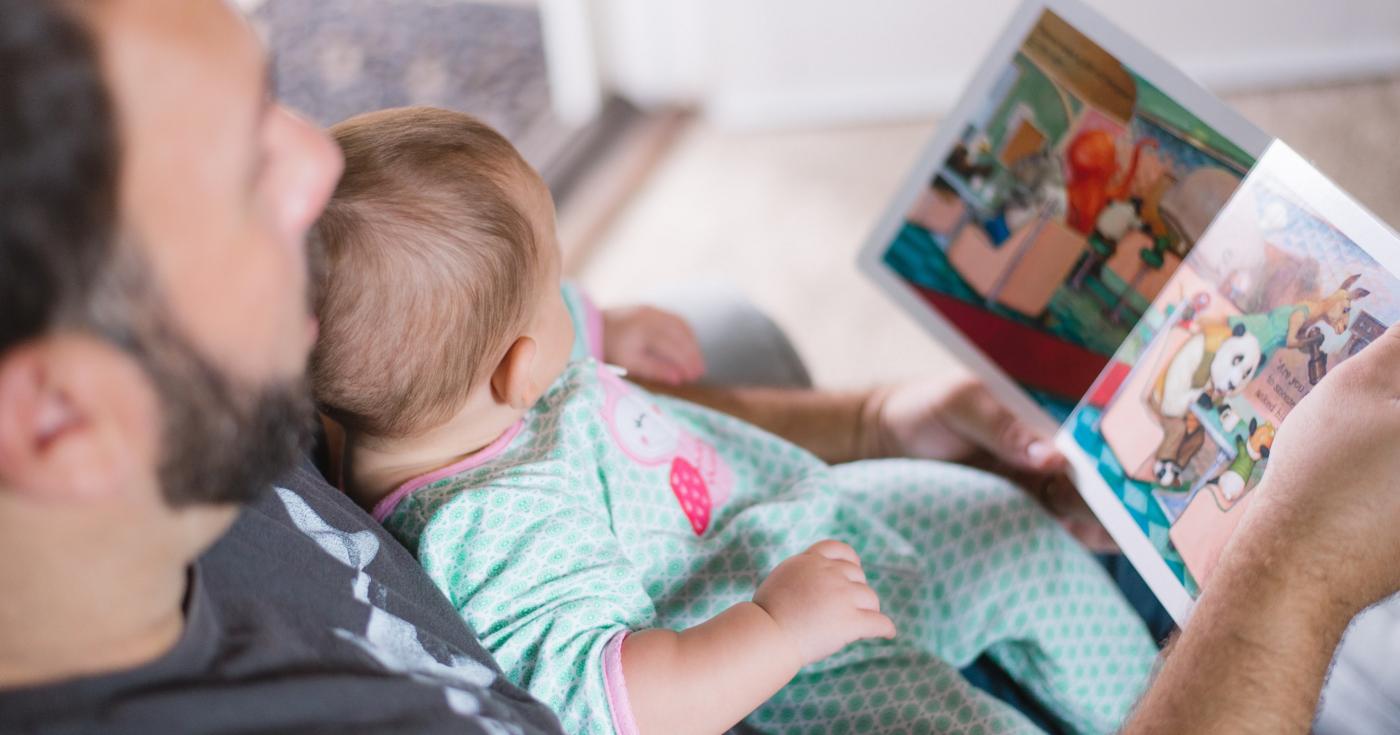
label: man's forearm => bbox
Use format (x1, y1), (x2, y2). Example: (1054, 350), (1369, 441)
(639, 381), (879, 464)
(1124, 521), (1350, 734)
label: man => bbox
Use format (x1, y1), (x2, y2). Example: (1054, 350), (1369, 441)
(0, 1), (562, 731)
(0, 1), (1395, 733)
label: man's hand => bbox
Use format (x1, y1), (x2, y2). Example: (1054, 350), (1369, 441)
(1124, 325), (1400, 735)
(865, 378), (1116, 550)
(866, 377), (1061, 471)
(752, 540), (897, 666)
(1239, 324), (1400, 616)
(602, 306), (705, 386)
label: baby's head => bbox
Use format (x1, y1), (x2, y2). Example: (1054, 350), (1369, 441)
(311, 107), (573, 444)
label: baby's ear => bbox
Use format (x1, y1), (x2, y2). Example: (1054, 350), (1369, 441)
(490, 336), (538, 410)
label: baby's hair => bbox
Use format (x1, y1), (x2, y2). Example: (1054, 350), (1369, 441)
(311, 106), (542, 439)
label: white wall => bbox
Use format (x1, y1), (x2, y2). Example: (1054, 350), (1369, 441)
(595, 0), (1400, 129)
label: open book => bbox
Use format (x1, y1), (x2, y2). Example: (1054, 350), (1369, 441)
(858, 0), (1400, 624)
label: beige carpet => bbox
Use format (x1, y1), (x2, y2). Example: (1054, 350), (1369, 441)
(573, 77), (1400, 390)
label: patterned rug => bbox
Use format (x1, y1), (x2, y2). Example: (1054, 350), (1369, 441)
(250, 0), (565, 167)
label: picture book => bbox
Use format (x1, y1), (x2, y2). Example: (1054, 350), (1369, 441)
(858, 0), (1400, 623)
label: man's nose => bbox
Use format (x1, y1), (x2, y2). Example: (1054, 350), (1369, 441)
(277, 106), (344, 239)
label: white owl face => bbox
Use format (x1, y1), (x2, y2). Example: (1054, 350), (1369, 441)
(610, 392), (682, 464)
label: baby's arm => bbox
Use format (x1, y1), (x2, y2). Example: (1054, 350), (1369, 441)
(623, 540), (896, 735)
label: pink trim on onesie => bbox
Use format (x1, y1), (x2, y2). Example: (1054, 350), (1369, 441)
(603, 631), (640, 735)
(577, 287), (606, 361)
(370, 421), (526, 523)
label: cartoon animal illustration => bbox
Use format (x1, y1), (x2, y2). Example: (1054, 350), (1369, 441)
(1137, 171), (1176, 241)
(1285, 274), (1370, 346)
(1065, 130), (1157, 235)
(1003, 150), (1068, 232)
(946, 143), (995, 184)
(1205, 419), (1276, 505)
(1069, 196), (1150, 289)
(1148, 320), (1262, 487)
(598, 366), (732, 534)
(1096, 197), (1146, 243)
(1227, 274), (1370, 385)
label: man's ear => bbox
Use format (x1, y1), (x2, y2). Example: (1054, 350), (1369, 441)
(0, 337), (157, 503)
(489, 336), (539, 411)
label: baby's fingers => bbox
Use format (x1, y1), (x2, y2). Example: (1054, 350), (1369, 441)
(849, 581), (881, 612)
(855, 610), (898, 641)
(807, 539), (861, 565)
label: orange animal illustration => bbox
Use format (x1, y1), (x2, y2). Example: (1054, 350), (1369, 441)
(1065, 130), (1157, 235)
(1284, 273), (1370, 384)
(1288, 273), (1370, 345)
(1205, 418), (1276, 506)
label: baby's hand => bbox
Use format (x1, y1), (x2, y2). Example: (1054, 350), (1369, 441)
(602, 305), (705, 385)
(752, 540), (896, 666)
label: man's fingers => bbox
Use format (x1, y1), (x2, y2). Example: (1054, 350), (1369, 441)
(1349, 322), (1400, 394)
(644, 347), (697, 385)
(997, 417), (1065, 473)
(1025, 438), (1067, 472)
(636, 323), (704, 383)
(1380, 321), (1400, 349)
(1063, 518), (1119, 553)
(631, 355), (682, 386)
(656, 322), (706, 380)
(954, 386), (1065, 473)
(1349, 322), (1400, 376)
(1036, 474), (1082, 514)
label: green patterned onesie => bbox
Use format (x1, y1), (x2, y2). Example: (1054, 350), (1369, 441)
(374, 289), (1156, 735)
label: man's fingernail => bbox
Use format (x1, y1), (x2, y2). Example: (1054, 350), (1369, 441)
(1027, 441), (1052, 464)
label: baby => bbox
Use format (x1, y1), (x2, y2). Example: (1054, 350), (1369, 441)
(311, 107), (1156, 735)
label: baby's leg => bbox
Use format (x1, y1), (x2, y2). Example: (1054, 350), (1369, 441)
(748, 648), (1044, 735)
(833, 460), (1157, 735)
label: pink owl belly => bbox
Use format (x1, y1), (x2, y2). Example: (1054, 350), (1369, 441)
(598, 365), (734, 535)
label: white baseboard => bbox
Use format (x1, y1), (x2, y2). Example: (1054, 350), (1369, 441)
(705, 41), (1400, 131)
(1183, 42), (1400, 94)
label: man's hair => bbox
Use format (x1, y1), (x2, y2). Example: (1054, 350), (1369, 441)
(311, 107), (541, 439)
(1, 0), (313, 508)
(0, 0), (119, 352)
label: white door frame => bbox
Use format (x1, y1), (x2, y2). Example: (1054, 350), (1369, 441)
(539, 0), (606, 124)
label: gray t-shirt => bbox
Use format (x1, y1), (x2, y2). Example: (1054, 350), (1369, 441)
(0, 459), (565, 734)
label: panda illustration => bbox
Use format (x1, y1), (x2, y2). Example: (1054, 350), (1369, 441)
(1148, 321), (1262, 487)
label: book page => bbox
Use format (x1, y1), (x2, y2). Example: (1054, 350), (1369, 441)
(859, 0), (1268, 434)
(1060, 141), (1400, 624)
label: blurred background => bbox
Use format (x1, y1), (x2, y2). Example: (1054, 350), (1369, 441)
(236, 0), (1400, 389)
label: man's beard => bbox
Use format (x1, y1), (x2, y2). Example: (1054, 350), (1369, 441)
(87, 250), (316, 508)
(146, 330), (315, 507)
